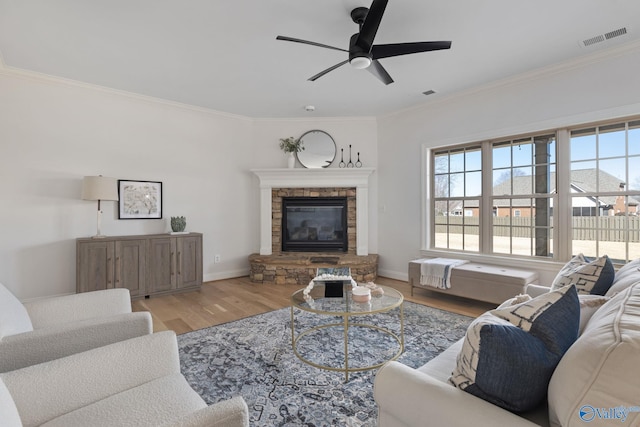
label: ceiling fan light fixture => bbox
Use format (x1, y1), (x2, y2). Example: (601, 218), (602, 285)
(350, 55), (372, 69)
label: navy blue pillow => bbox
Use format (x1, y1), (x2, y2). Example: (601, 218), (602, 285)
(586, 255), (615, 295)
(449, 285), (580, 412)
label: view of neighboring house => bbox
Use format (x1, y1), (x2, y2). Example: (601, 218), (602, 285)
(447, 168), (639, 217)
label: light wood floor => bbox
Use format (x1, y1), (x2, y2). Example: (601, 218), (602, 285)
(132, 276), (496, 334)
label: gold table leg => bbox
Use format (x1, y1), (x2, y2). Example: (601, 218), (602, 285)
(343, 314), (349, 382)
(291, 304), (405, 382)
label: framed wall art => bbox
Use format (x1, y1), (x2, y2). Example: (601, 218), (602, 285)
(118, 180), (163, 219)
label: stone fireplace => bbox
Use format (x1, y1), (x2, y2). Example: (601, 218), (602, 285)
(249, 168), (377, 284)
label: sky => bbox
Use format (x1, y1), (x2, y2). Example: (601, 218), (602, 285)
(436, 123), (640, 198)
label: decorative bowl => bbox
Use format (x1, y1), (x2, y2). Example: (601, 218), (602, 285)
(352, 287), (371, 303)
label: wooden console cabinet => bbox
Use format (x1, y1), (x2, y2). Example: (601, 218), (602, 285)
(76, 233), (203, 299)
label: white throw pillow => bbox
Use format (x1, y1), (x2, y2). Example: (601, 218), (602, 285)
(606, 258), (640, 296)
(577, 294), (609, 335)
(496, 294), (532, 309)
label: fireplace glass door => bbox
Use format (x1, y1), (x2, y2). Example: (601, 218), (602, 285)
(282, 197), (348, 252)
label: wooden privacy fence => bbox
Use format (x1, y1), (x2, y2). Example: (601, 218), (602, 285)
(435, 216), (640, 242)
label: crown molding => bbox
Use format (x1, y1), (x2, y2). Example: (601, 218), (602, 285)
(382, 39), (640, 120)
(0, 63), (253, 122)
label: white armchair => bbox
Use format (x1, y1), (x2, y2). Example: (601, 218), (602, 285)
(0, 331), (249, 427)
(0, 283), (152, 372)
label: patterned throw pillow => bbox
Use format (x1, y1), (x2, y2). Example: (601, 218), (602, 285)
(577, 294), (610, 334)
(449, 285), (579, 412)
(551, 254), (615, 295)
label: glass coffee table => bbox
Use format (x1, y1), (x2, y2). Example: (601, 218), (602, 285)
(290, 284), (404, 381)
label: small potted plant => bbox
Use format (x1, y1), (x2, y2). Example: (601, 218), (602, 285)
(170, 216), (187, 233)
(279, 137), (304, 168)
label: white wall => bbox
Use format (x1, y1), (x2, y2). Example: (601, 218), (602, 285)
(377, 44), (640, 283)
(0, 68), (379, 299)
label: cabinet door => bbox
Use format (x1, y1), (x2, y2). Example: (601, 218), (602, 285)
(114, 239), (147, 298)
(77, 241), (115, 292)
(176, 235), (203, 289)
(147, 237), (176, 294)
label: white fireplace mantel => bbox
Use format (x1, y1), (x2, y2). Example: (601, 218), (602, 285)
(251, 168), (375, 256)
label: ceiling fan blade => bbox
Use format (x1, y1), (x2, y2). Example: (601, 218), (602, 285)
(372, 41), (451, 59)
(308, 60), (349, 81)
(367, 59), (394, 85)
(355, 0), (388, 52)
(276, 36), (348, 53)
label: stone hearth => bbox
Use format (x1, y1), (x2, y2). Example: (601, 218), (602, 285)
(249, 253), (378, 285)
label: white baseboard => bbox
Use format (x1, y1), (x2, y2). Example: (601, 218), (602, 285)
(378, 269), (408, 282)
(203, 268), (250, 283)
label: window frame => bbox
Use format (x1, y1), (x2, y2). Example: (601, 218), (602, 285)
(424, 117), (640, 266)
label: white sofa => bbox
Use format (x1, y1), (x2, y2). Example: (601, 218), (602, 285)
(374, 259), (640, 427)
(0, 283), (152, 372)
(0, 331), (249, 427)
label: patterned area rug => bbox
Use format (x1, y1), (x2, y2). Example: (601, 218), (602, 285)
(178, 301), (472, 427)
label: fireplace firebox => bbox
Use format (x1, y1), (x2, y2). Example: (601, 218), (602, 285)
(282, 197), (348, 252)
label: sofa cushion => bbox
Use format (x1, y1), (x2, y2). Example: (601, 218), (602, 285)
(551, 254), (615, 295)
(606, 257), (640, 296)
(40, 373), (206, 427)
(0, 379), (22, 427)
(449, 285), (579, 412)
(548, 282), (640, 427)
(417, 339), (464, 383)
(0, 283), (33, 339)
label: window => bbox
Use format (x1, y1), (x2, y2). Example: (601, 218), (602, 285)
(569, 121), (640, 263)
(491, 135), (556, 257)
(428, 118), (640, 263)
(433, 146), (481, 252)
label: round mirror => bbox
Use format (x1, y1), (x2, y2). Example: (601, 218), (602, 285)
(296, 130), (336, 169)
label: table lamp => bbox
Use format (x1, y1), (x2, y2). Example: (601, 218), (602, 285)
(82, 175), (119, 238)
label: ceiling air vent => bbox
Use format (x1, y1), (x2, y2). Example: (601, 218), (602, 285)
(605, 27), (627, 40)
(422, 90), (436, 96)
(583, 34), (605, 47)
(581, 27), (628, 48)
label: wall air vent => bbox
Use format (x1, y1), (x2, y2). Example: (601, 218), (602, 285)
(581, 27), (629, 48)
(422, 90), (436, 96)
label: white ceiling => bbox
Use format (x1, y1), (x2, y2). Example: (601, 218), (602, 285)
(1, 0), (639, 118)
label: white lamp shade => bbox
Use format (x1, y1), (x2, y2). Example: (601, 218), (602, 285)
(82, 176), (119, 201)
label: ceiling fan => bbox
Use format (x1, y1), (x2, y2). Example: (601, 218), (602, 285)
(276, 0), (451, 85)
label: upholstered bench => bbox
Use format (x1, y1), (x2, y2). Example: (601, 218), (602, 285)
(408, 260), (538, 305)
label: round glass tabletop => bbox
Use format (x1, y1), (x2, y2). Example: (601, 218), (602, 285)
(291, 284), (403, 315)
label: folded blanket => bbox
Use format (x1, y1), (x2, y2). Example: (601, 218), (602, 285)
(415, 258), (469, 289)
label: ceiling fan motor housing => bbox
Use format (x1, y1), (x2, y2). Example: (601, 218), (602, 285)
(348, 33), (372, 69)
